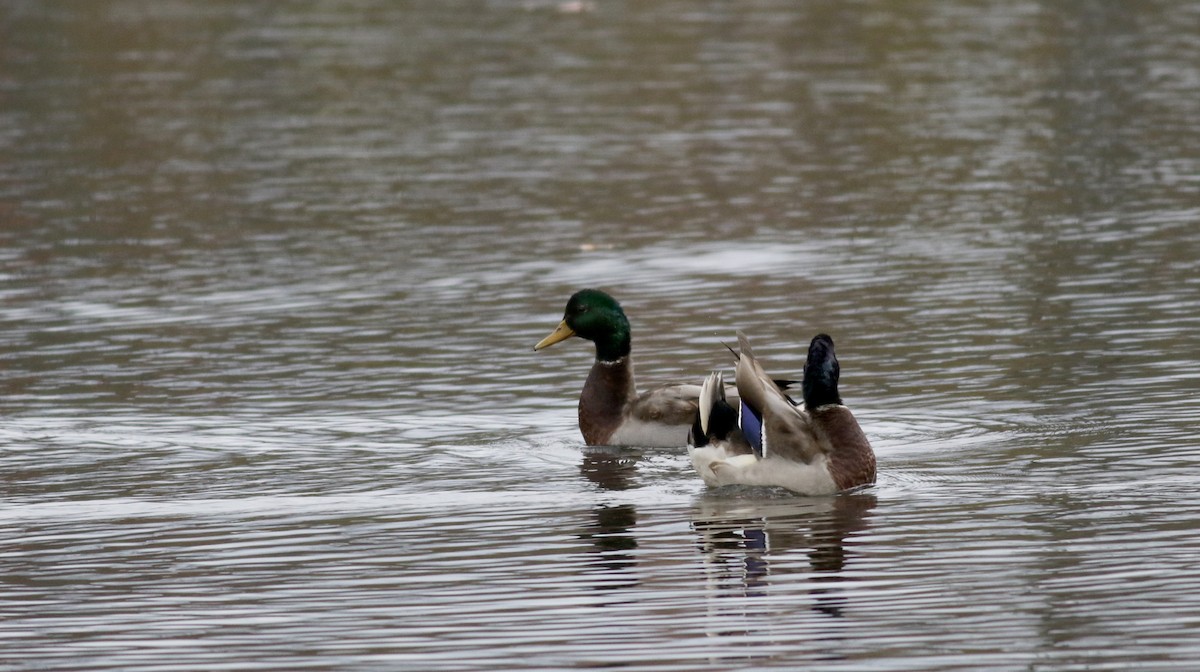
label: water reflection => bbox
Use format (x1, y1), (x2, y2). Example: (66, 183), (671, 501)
(692, 493), (876, 612)
(578, 447), (642, 491)
(577, 504), (639, 593)
(686, 494), (876, 666)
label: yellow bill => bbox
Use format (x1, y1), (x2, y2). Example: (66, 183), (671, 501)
(534, 320), (576, 351)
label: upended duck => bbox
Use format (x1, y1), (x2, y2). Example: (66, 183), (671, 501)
(534, 289), (708, 447)
(689, 332), (875, 494)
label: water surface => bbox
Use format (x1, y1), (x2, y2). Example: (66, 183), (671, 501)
(2, 1), (1200, 670)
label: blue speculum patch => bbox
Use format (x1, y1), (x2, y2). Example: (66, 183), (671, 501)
(740, 399), (764, 458)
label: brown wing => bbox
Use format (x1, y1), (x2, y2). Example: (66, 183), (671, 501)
(731, 332), (774, 418)
(629, 383), (701, 426)
(760, 407), (823, 463)
(735, 332), (825, 464)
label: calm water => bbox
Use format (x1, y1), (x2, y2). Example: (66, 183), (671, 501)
(3, 1), (1200, 670)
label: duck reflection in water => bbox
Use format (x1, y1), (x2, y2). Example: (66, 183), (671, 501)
(576, 449), (642, 592)
(578, 446), (642, 491)
(577, 503), (639, 593)
(691, 493), (876, 617)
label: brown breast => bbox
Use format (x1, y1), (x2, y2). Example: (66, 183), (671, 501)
(577, 358), (636, 445)
(811, 405), (876, 490)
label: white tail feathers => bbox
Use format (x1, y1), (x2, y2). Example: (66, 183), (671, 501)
(697, 371), (724, 435)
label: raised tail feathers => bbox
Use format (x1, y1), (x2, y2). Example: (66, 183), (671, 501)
(698, 371), (723, 436)
(690, 371), (742, 449)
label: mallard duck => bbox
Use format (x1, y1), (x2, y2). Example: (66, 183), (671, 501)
(689, 332), (875, 494)
(534, 289), (702, 447)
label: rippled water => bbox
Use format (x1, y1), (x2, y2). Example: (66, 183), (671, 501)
(3, 1), (1200, 670)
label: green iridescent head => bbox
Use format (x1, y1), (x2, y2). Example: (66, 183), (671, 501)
(534, 289), (632, 362)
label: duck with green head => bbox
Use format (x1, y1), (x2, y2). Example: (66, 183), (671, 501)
(534, 289), (700, 447)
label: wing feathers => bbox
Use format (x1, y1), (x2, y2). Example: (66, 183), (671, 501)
(735, 332), (825, 464)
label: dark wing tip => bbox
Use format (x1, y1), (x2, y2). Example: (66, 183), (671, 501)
(721, 340), (739, 360)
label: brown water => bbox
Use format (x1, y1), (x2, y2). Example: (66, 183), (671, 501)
(3, 1), (1200, 670)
